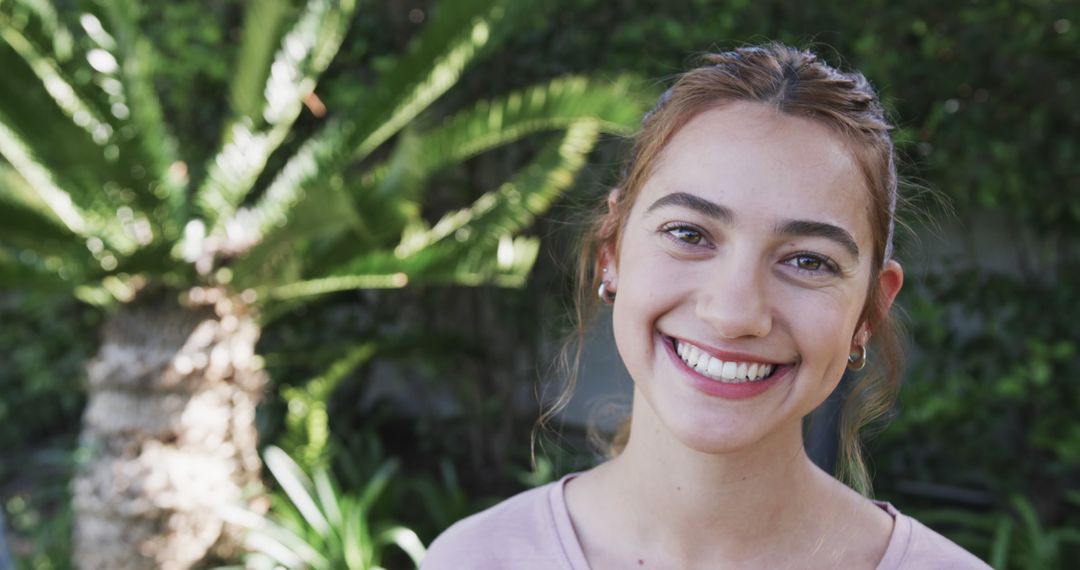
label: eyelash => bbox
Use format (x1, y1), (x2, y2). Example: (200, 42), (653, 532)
(659, 223), (710, 248)
(659, 223), (841, 276)
(784, 252), (841, 276)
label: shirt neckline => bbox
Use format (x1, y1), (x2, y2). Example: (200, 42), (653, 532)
(547, 472), (912, 570)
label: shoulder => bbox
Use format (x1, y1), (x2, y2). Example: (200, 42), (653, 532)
(876, 503), (992, 570)
(420, 481), (569, 570)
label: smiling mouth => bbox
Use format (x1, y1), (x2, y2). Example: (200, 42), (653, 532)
(670, 338), (783, 384)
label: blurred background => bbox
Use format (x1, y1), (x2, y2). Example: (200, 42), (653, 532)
(0, 0), (1076, 568)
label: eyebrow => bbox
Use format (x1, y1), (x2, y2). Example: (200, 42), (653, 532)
(776, 220), (860, 259)
(645, 191), (861, 259)
(646, 192), (733, 223)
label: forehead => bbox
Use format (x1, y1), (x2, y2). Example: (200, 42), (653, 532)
(636, 103), (872, 243)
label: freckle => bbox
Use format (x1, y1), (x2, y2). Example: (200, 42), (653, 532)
(676, 486), (682, 491)
(638, 559), (645, 566)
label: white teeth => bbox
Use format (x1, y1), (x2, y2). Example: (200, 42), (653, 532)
(674, 340), (778, 384)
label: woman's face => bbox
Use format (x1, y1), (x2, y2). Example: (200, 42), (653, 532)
(607, 102), (902, 454)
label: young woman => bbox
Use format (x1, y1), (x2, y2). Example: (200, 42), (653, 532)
(422, 43), (990, 569)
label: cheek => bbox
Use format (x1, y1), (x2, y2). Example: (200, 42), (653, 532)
(610, 249), (687, 375)
(779, 287), (862, 368)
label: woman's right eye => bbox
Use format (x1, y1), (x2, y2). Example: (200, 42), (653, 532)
(661, 224), (707, 246)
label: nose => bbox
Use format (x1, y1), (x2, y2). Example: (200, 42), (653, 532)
(695, 257), (773, 339)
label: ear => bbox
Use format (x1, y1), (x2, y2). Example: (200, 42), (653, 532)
(858, 259), (904, 341)
(607, 187), (620, 211)
(597, 188), (622, 278)
(877, 259), (904, 312)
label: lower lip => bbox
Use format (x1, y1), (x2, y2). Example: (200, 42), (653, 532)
(662, 336), (791, 400)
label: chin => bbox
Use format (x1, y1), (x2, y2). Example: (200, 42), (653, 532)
(669, 418), (774, 455)
(637, 393), (778, 455)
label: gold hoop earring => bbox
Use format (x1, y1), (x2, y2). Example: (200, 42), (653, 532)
(847, 344), (868, 371)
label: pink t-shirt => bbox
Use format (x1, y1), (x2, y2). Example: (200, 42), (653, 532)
(422, 474), (991, 569)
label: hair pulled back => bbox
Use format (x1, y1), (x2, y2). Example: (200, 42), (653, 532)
(542, 42), (904, 496)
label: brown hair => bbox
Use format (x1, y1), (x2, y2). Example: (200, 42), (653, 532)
(537, 43), (904, 496)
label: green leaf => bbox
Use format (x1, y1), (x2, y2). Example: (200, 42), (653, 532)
(245, 0), (510, 239)
(353, 75), (644, 245)
(262, 445), (331, 536)
(357, 458), (398, 512)
(196, 0), (359, 230)
(989, 515), (1013, 569)
(97, 0), (185, 230)
(395, 119), (602, 274)
(376, 526), (426, 567)
(266, 272), (409, 302)
(312, 467), (343, 530)
(0, 192), (85, 256)
(264, 119), (601, 300)
(410, 75), (641, 176)
(228, 0), (292, 121)
(0, 45), (125, 247)
(217, 503), (328, 568)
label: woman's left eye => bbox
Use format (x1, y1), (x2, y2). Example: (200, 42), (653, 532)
(786, 253), (839, 275)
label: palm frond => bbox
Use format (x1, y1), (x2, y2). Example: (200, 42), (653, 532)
(412, 75), (640, 176)
(263, 119), (600, 301)
(229, 172), (370, 293)
(0, 112), (126, 251)
(97, 0), (185, 230)
(0, 2), (112, 147)
(396, 119), (601, 270)
(228, 0), (292, 121)
(266, 272), (408, 301)
(0, 191), (85, 256)
(0, 4), (173, 253)
(195, 0), (358, 231)
(355, 75), (641, 245)
(243, 0), (509, 240)
(0, 161), (55, 218)
(248, 75), (642, 286)
(1, 0), (183, 236)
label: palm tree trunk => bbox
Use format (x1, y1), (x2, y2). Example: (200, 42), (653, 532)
(72, 287), (265, 569)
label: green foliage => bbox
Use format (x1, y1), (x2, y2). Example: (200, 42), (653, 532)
(876, 266), (1080, 500)
(485, 0), (1080, 236)
(1, 437), (77, 570)
(0, 293), (99, 454)
(911, 494), (1080, 569)
(2, 0), (1076, 561)
(222, 445), (424, 570)
(279, 342), (379, 468)
(0, 0), (646, 308)
(869, 262), (1080, 561)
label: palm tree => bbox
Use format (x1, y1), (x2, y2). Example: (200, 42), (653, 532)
(0, 0), (644, 566)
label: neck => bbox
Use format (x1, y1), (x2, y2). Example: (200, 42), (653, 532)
(596, 390), (841, 564)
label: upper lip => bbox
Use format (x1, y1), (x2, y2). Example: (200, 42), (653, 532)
(665, 334), (791, 366)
